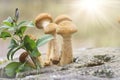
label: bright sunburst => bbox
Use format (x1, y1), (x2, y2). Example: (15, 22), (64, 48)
(80, 0), (103, 13)
(70, 0), (120, 31)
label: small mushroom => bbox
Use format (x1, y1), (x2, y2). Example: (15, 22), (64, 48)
(44, 23), (60, 65)
(55, 15), (77, 66)
(35, 13), (59, 66)
(19, 52), (36, 68)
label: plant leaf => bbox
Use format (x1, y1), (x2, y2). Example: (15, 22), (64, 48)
(5, 62), (22, 77)
(7, 48), (13, 60)
(24, 35), (36, 52)
(16, 62), (26, 72)
(0, 31), (11, 39)
(3, 17), (13, 23)
(27, 21), (35, 27)
(11, 46), (22, 60)
(31, 47), (41, 57)
(7, 39), (19, 60)
(7, 45), (22, 60)
(18, 21), (27, 27)
(0, 25), (10, 29)
(16, 62), (34, 73)
(15, 26), (27, 36)
(8, 39), (18, 49)
(20, 26), (27, 34)
(36, 34), (53, 47)
(3, 22), (12, 27)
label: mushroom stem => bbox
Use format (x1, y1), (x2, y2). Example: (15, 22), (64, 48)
(50, 33), (60, 65)
(44, 33), (60, 66)
(60, 35), (73, 66)
(44, 41), (52, 66)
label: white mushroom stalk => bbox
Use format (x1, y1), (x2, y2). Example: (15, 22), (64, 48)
(42, 21), (50, 28)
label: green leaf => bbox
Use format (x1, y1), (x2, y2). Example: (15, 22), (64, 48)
(23, 64), (34, 71)
(8, 39), (18, 49)
(31, 47), (41, 57)
(24, 35), (36, 52)
(27, 21), (35, 27)
(0, 31), (11, 39)
(15, 26), (27, 36)
(36, 34), (53, 47)
(3, 17), (13, 27)
(5, 62), (22, 77)
(7, 39), (19, 60)
(24, 35), (41, 57)
(7, 48), (13, 60)
(0, 25), (14, 31)
(8, 27), (14, 31)
(20, 26), (27, 34)
(7, 45), (22, 60)
(3, 17), (13, 23)
(16, 62), (34, 73)
(0, 25), (10, 29)
(18, 21), (27, 27)
(3, 22), (12, 27)
(16, 62), (26, 72)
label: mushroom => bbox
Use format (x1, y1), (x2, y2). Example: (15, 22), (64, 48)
(35, 13), (53, 29)
(55, 15), (77, 66)
(35, 13), (59, 66)
(44, 23), (60, 65)
(19, 52), (36, 68)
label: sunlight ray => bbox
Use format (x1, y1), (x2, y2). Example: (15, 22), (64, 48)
(70, 0), (120, 32)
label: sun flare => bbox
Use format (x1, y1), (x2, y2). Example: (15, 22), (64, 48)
(80, 0), (103, 13)
(71, 0), (120, 31)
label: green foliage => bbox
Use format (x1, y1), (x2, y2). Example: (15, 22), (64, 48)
(36, 34), (53, 47)
(3, 17), (13, 27)
(5, 62), (22, 77)
(0, 31), (11, 39)
(5, 62), (33, 77)
(0, 8), (53, 77)
(7, 45), (22, 60)
(23, 35), (41, 57)
(24, 35), (36, 52)
(15, 26), (27, 37)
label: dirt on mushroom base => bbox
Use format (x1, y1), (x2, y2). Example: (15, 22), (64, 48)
(0, 48), (120, 80)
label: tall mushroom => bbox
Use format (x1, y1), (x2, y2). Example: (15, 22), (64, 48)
(55, 15), (77, 66)
(35, 13), (59, 66)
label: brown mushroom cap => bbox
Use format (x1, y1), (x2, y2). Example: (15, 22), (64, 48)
(57, 21), (77, 35)
(19, 52), (28, 63)
(35, 13), (53, 29)
(54, 15), (72, 24)
(44, 23), (57, 34)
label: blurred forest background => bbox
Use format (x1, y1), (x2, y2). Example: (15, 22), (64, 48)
(0, 0), (120, 58)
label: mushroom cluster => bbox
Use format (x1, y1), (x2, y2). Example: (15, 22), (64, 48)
(34, 13), (77, 66)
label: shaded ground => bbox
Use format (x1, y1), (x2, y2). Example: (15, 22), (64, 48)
(0, 48), (120, 80)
